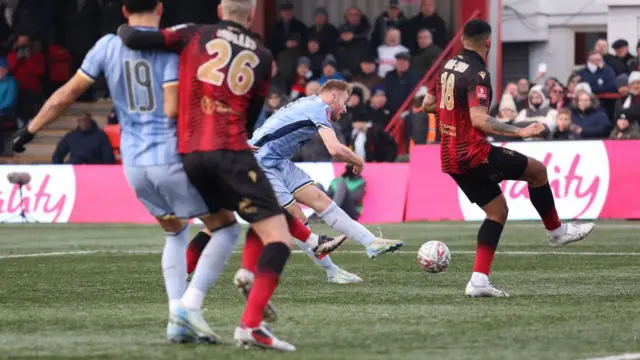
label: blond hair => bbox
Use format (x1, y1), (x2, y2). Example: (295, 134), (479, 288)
(318, 80), (352, 96)
(220, 0), (256, 22)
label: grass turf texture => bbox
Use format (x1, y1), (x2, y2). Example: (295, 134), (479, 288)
(1, 221), (639, 360)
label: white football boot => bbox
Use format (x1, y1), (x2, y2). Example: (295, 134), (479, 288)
(169, 303), (221, 344)
(234, 323), (296, 352)
(327, 268), (363, 284)
(365, 238), (404, 259)
(465, 280), (509, 298)
(233, 268), (278, 323)
(548, 222), (595, 248)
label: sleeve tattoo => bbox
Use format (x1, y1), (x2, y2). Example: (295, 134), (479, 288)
(485, 116), (520, 136)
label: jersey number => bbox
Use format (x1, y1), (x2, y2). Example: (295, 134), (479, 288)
(124, 60), (155, 113)
(439, 72), (455, 110)
(196, 38), (260, 96)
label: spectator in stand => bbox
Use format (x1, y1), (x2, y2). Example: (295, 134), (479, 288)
(628, 41), (640, 72)
(384, 51), (419, 114)
(0, 56), (18, 155)
(487, 95), (522, 142)
(516, 78), (531, 108)
(8, 34), (44, 122)
(543, 77), (559, 97)
(270, 60), (287, 94)
(549, 82), (570, 110)
(490, 82), (521, 116)
(406, 95), (437, 145)
(276, 33), (304, 90)
(403, 0), (449, 51)
(553, 108), (582, 141)
(351, 55), (382, 91)
(365, 86), (392, 128)
(411, 29), (442, 78)
(317, 54), (345, 86)
(305, 36), (325, 77)
(571, 92), (612, 139)
(52, 112), (115, 165)
(615, 73), (630, 98)
(610, 113), (640, 140)
(305, 80), (320, 96)
(307, 7), (338, 53)
(340, 6), (371, 41)
(371, 0), (407, 50)
(594, 38), (626, 76)
(615, 71), (640, 123)
(566, 73), (581, 100)
(612, 39), (636, 74)
(577, 51), (617, 94)
(346, 86), (367, 117)
(514, 86), (557, 135)
(348, 113), (397, 163)
(377, 28), (409, 78)
(107, 107), (118, 125)
(268, 2), (307, 56)
(333, 27), (370, 77)
(255, 90), (285, 131)
(289, 57), (312, 101)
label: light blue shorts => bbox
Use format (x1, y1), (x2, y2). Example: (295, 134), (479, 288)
(123, 163), (209, 219)
(260, 160), (314, 207)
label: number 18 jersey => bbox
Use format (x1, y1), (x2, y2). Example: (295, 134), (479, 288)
(160, 21), (273, 154)
(80, 28), (179, 167)
(435, 49), (493, 174)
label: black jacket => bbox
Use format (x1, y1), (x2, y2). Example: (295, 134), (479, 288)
(52, 120), (116, 164)
(370, 11), (408, 49)
(268, 18), (308, 56)
(403, 12), (449, 51)
(383, 69), (420, 113)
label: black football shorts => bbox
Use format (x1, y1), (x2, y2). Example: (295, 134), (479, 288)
(181, 150), (284, 223)
(449, 146), (529, 207)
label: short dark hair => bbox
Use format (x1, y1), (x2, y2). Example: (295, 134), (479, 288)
(125, 0), (159, 14)
(463, 19), (492, 42)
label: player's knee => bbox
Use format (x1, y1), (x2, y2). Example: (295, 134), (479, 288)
(486, 204), (509, 224)
(251, 214), (294, 248)
(157, 216), (185, 233)
(526, 158), (548, 187)
(199, 210), (237, 231)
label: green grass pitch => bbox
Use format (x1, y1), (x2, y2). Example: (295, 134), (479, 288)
(1, 221), (640, 360)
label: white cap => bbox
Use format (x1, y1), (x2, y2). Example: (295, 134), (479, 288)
(629, 71), (640, 85)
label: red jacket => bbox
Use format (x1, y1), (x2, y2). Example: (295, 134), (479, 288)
(8, 51), (45, 94)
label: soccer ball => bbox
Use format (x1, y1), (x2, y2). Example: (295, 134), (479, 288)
(417, 241), (451, 273)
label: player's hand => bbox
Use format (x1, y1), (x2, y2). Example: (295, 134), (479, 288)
(250, 145), (259, 152)
(12, 128), (35, 153)
(352, 163), (364, 175)
(516, 123), (545, 138)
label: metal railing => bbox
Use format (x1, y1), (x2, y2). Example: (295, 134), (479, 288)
(384, 10), (482, 155)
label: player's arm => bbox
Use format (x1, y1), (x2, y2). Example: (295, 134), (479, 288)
(422, 93), (437, 114)
(118, 24), (194, 52)
(162, 54), (180, 119)
(318, 127), (365, 171)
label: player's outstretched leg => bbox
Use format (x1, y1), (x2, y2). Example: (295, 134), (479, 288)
(295, 186), (403, 259)
(466, 195), (509, 298)
(172, 212), (241, 344)
(234, 214), (295, 352)
(286, 203), (362, 284)
(520, 157), (595, 247)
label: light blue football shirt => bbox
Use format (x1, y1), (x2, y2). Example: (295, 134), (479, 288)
(79, 28), (179, 167)
(250, 95), (333, 166)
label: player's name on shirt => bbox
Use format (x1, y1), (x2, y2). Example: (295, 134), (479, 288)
(443, 58), (470, 74)
(217, 27), (257, 51)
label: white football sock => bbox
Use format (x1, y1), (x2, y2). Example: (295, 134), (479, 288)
(295, 239), (339, 277)
(182, 223), (241, 310)
(548, 223), (567, 236)
(162, 225), (190, 306)
(318, 201), (375, 246)
(471, 272), (489, 286)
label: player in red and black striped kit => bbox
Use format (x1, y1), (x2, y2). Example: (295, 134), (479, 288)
(118, 0), (343, 351)
(423, 19), (595, 297)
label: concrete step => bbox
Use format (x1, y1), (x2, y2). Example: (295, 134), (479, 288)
(0, 154), (52, 164)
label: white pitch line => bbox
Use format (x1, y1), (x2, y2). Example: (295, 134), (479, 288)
(3, 249), (640, 260)
(585, 353), (640, 360)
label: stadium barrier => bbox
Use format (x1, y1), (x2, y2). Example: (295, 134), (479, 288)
(406, 140), (640, 221)
(1, 140), (638, 224)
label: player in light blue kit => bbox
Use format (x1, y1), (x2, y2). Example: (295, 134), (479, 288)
(11, 0), (232, 345)
(251, 80), (404, 282)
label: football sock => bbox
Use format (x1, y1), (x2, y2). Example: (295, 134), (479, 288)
(242, 229), (264, 273)
(182, 222), (241, 309)
(473, 219), (504, 277)
(285, 211), (319, 248)
(319, 201), (375, 246)
(528, 183), (562, 231)
(241, 242), (290, 328)
(186, 231), (210, 275)
(162, 225), (190, 307)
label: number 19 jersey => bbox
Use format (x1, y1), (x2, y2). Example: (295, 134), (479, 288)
(79, 28), (179, 167)
(435, 49), (493, 174)
(160, 21), (273, 154)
